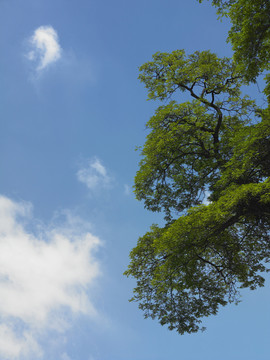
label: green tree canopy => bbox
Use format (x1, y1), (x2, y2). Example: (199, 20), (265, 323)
(125, 47), (270, 333)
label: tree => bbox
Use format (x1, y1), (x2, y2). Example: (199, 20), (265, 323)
(124, 1), (270, 335)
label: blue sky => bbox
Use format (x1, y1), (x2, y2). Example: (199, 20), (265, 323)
(0, 0), (269, 359)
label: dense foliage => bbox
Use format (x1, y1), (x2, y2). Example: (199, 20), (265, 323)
(125, 0), (270, 334)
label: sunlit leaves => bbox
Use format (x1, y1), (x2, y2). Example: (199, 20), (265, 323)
(199, 0), (270, 99)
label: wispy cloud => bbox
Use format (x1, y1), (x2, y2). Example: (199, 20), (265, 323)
(0, 325), (41, 360)
(26, 25), (62, 71)
(61, 353), (72, 360)
(0, 195), (101, 359)
(124, 184), (131, 196)
(77, 157), (112, 191)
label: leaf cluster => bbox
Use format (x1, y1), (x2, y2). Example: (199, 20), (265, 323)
(125, 181), (270, 333)
(199, 0), (270, 98)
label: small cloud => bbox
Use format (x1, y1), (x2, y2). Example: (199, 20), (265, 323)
(124, 184), (131, 196)
(0, 195), (102, 359)
(77, 157), (112, 191)
(61, 353), (72, 360)
(26, 25), (62, 71)
(202, 190), (211, 205)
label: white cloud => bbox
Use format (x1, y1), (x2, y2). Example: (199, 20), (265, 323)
(0, 195), (101, 359)
(26, 25), (62, 71)
(77, 157), (112, 191)
(202, 190), (211, 205)
(124, 184), (131, 196)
